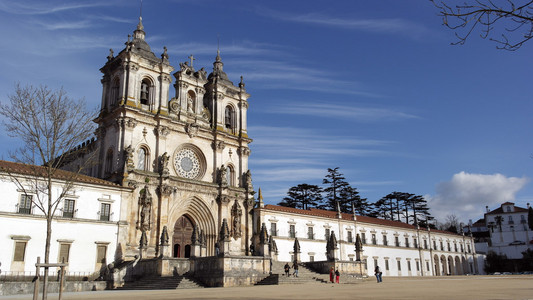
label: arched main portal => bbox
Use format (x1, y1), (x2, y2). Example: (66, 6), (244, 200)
(173, 215), (194, 258)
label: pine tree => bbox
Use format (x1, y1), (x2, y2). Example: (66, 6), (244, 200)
(278, 183), (323, 210)
(322, 167), (350, 211)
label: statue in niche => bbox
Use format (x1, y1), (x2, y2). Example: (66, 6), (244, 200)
(187, 95), (194, 114)
(137, 186), (152, 231)
(124, 145), (135, 171)
(160, 152), (170, 177)
(231, 200), (242, 239)
(219, 164), (228, 186)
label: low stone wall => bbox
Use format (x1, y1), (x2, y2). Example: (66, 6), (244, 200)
(158, 257), (190, 276)
(306, 260), (365, 276)
(0, 281), (107, 296)
(110, 257), (159, 287)
(190, 255), (271, 287)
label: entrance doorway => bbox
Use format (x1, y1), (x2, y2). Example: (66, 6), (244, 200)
(173, 215), (194, 258)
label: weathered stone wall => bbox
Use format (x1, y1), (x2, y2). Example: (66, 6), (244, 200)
(190, 256), (271, 287)
(0, 281), (107, 296)
(158, 257), (190, 276)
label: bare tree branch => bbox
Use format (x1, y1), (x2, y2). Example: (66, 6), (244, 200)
(431, 0), (533, 50)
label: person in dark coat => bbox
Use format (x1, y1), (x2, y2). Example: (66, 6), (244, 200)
(284, 262), (290, 276)
(375, 265), (383, 283)
(335, 269), (340, 283)
(329, 267), (335, 283)
(292, 261), (299, 277)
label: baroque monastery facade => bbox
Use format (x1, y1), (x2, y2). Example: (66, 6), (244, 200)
(0, 17), (485, 285)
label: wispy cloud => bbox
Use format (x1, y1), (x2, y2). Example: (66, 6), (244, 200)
(0, 1), (112, 15)
(267, 102), (419, 121)
(257, 7), (429, 37)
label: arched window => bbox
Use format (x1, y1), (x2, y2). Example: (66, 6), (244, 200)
(137, 147), (149, 171)
(224, 105), (235, 132)
(140, 79), (151, 106)
(105, 149), (113, 175)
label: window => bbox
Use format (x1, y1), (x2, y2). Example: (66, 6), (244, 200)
(433, 240), (437, 250)
(460, 243), (464, 252)
(506, 206), (511, 212)
(347, 231), (353, 243)
(397, 260), (402, 271)
(307, 227), (314, 240)
(395, 236), (400, 247)
(100, 203), (111, 221)
(383, 235), (388, 246)
(508, 216), (514, 224)
(372, 234), (377, 245)
(413, 238), (418, 249)
(13, 241), (27, 262)
(374, 259), (378, 268)
(325, 228), (330, 240)
(361, 232), (366, 244)
(59, 243), (71, 263)
(405, 237), (410, 248)
(309, 255), (314, 262)
(467, 244), (471, 253)
(110, 78), (120, 107)
(521, 215), (527, 224)
(416, 261), (420, 271)
(424, 239), (428, 249)
(289, 225), (296, 238)
(447, 242), (451, 251)
(96, 245), (107, 264)
(426, 261), (430, 271)
(224, 106), (236, 132)
(137, 147), (148, 171)
(364, 259), (368, 270)
(407, 261), (411, 271)
(270, 223), (277, 237)
(454, 243), (458, 252)
(18, 194), (32, 214)
(63, 199), (75, 218)
(140, 79), (151, 106)
(440, 241), (444, 251)
(385, 259), (389, 271)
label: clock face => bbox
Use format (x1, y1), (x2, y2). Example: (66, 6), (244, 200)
(174, 148), (201, 179)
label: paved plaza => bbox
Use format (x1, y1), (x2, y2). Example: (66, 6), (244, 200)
(2, 276), (532, 300)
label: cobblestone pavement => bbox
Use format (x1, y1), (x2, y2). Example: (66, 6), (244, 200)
(2, 276), (532, 300)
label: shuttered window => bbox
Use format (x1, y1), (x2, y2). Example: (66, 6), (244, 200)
(13, 241), (27, 261)
(97, 245), (107, 264)
(59, 244), (70, 263)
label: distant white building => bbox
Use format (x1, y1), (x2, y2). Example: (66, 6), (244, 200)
(255, 204), (484, 276)
(482, 202), (533, 259)
(0, 160), (131, 276)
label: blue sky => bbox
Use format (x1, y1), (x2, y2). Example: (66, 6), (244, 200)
(0, 0), (531, 224)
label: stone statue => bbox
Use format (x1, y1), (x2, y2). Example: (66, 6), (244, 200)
(107, 48), (114, 61)
(245, 170), (253, 191)
(137, 186), (152, 231)
(219, 165), (228, 186)
(187, 95), (194, 113)
(161, 46), (168, 60)
(160, 152), (170, 177)
(231, 200), (242, 239)
(124, 145), (135, 171)
(160, 226), (169, 246)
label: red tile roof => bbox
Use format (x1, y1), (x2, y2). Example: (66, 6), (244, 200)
(263, 205), (461, 236)
(0, 160), (124, 188)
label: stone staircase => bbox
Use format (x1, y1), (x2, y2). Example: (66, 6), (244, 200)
(118, 274), (205, 290)
(255, 262), (329, 285)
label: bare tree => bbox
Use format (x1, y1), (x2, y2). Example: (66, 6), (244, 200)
(0, 84), (96, 299)
(431, 0), (533, 50)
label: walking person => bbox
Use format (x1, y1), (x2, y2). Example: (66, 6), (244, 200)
(284, 262), (291, 277)
(292, 261), (299, 277)
(375, 265), (382, 283)
(335, 269), (340, 283)
(329, 267), (335, 283)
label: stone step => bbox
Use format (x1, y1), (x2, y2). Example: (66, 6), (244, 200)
(118, 275), (204, 290)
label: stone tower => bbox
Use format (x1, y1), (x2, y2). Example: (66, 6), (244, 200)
(71, 17), (254, 259)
